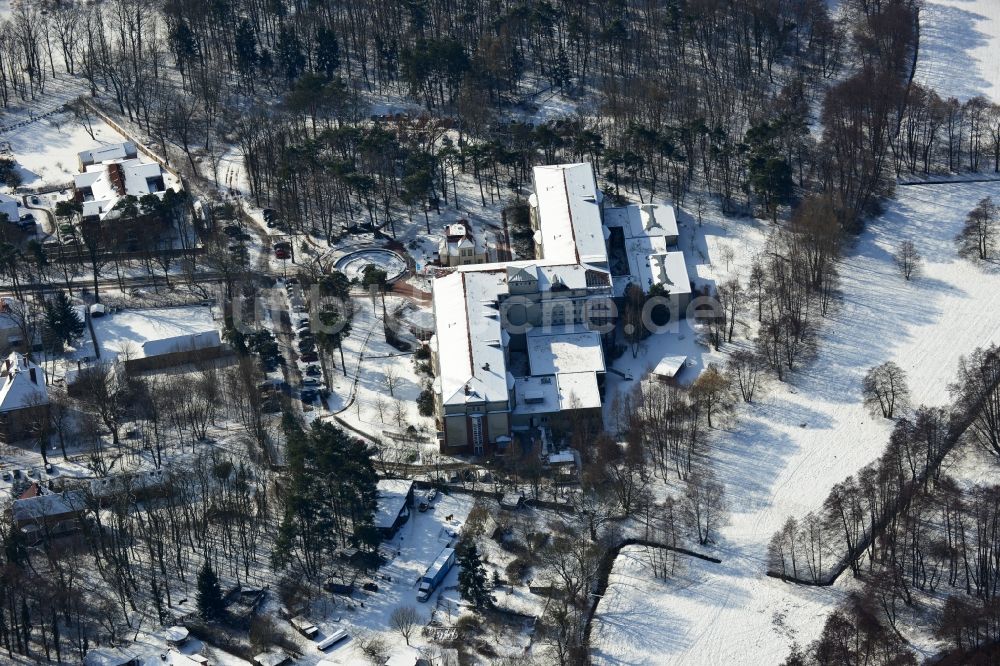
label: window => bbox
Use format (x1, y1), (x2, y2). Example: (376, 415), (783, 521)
(471, 415), (484, 455)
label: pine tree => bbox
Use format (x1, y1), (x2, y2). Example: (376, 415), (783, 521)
(196, 561), (225, 621)
(44, 291), (85, 351)
(457, 541), (493, 609)
(315, 26), (340, 80)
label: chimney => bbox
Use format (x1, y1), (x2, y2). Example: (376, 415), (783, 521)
(482, 362), (490, 372)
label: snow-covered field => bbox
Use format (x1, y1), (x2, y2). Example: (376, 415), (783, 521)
(5, 111), (128, 189)
(593, 180), (1000, 663)
(916, 0), (1000, 102)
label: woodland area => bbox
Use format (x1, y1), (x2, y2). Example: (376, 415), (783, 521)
(0, 0), (973, 237)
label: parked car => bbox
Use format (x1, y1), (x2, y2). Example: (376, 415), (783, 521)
(262, 208), (277, 221)
(275, 247), (290, 260)
(300, 389), (318, 402)
(300, 351), (319, 362)
(223, 224), (241, 237)
(304, 365), (321, 377)
(302, 377), (322, 387)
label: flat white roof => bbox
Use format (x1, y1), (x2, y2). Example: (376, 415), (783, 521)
(79, 142), (136, 165)
(653, 355), (688, 378)
(141, 330), (221, 358)
(375, 479), (413, 530)
(639, 251), (692, 297)
(433, 270), (511, 406)
(513, 375), (560, 415)
(74, 156), (180, 221)
(556, 371), (602, 410)
(532, 163), (609, 267)
(526, 327), (605, 375)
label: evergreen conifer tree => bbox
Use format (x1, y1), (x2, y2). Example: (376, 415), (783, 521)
(196, 561), (225, 620)
(457, 541), (493, 609)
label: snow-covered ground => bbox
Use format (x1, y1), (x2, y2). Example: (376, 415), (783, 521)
(286, 491), (473, 665)
(916, 0), (1000, 102)
(319, 294), (436, 452)
(593, 180), (1000, 663)
(4, 109), (129, 189)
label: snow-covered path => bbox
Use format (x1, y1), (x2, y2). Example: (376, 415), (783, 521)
(593, 182), (1000, 664)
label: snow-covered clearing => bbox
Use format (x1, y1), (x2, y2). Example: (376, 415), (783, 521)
(916, 0), (1000, 102)
(593, 181), (1000, 664)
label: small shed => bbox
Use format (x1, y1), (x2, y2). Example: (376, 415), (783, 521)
(252, 649), (291, 666)
(163, 625), (189, 647)
(499, 493), (525, 511)
(291, 615), (319, 638)
(651, 355), (688, 385)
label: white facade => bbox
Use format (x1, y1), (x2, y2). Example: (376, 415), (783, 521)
(73, 144), (181, 221)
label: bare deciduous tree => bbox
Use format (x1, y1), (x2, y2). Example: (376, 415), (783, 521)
(684, 469), (726, 546)
(726, 349), (765, 403)
(894, 240), (921, 280)
(389, 605), (420, 646)
(862, 361), (910, 419)
(383, 365), (399, 397)
(957, 197), (997, 261)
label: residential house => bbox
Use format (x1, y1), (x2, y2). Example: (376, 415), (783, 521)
(0, 351), (48, 442)
(374, 478), (414, 538)
(11, 489), (88, 542)
(438, 222), (487, 266)
(73, 142), (182, 250)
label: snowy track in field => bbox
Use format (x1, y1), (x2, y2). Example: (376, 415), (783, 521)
(593, 181), (1000, 664)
